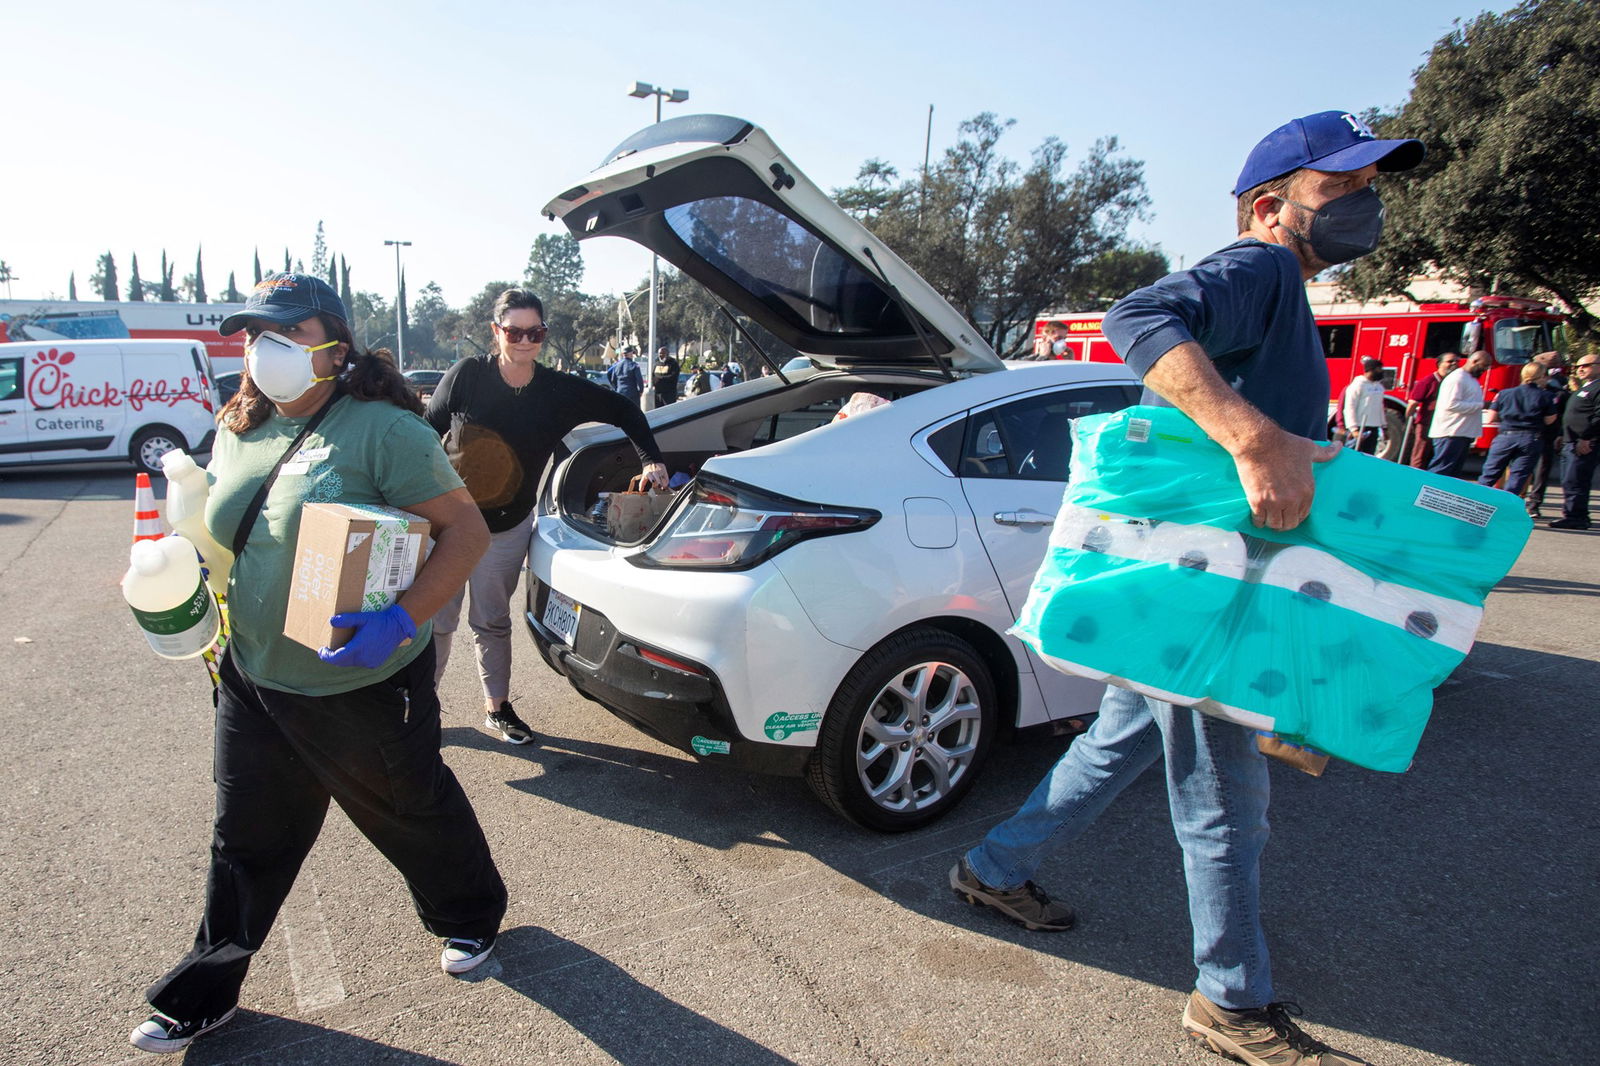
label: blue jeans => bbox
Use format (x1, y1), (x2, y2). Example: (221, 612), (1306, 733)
(967, 684), (1272, 1009)
(1427, 435), (1472, 477)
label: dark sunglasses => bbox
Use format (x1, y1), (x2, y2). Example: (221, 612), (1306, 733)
(497, 323), (548, 344)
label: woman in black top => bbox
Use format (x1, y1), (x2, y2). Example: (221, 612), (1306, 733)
(425, 289), (666, 743)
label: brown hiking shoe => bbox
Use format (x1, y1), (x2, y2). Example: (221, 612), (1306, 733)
(948, 856), (1074, 931)
(1183, 992), (1369, 1065)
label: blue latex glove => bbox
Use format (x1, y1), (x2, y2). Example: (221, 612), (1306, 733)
(317, 603), (417, 669)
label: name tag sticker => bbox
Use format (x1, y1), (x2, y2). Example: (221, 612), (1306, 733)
(293, 446), (331, 463)
(280, 461), (310, 476)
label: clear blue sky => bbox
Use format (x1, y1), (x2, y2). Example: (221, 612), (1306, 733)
(8, 0), (1483, 311)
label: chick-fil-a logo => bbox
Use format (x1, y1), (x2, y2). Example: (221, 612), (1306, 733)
(25, 348), (202, 411)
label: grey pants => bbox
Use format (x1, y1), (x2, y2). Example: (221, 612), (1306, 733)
(432, 510), (534, 704)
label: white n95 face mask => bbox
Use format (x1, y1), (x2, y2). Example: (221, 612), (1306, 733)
(245, 331), (340, 404)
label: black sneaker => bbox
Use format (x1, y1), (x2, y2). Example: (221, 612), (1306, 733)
(484, 702), (535, 744)
(1548, 516), (1591, 530)
(440, 933), (496, 974)
(129, 1007), (236, 1054)
(1183, 991), (1369, 1065)
(949, 855), (1074, 931)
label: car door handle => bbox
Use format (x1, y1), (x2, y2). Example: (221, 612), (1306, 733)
(993, 510), (1054, 527)
(0, 408), (15, 414)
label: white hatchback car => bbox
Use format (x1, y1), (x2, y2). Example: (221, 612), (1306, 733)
(526, 115), (1142, 830)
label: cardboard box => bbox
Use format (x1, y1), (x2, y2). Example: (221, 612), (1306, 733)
(284, 502), (432, 652)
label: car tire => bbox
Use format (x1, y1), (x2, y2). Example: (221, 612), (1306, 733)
(807, 627), (997, 832)
(1376, 405), (1406, 461)
(129, 425), (185, 477)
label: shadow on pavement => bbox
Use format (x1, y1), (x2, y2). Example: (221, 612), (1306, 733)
(177, 1008), (460, 1065)
(463, 641), (1598, 1066)
(1493, 573), (1600, 597)
(489, 928), (799, 1066)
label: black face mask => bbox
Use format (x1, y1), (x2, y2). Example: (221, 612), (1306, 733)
(1278, 186), (1386, 264)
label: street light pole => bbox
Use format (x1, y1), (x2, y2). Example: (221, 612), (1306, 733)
(628, 81), (689, 410)
(384, 239), (411, 371)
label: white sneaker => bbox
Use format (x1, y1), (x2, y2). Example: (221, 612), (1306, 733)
(129, 1007), (236, 1054)
(440, 934), (496, 974)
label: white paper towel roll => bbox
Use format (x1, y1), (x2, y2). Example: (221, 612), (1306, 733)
(1140, 521), (1248, 580)
(1049, 505), (1147, 560)
(1257, 545), (1379, 614)
(1366, 581), (1482, 654)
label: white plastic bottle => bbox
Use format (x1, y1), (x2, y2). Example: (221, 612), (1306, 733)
(161, 449), (233, 595)
(122, 535), (221, 660)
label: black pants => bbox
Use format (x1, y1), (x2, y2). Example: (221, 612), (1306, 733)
(1561, 441), (1599, 522)
(146, 642), (507, 1020)
(1525, 432), (1561, 510)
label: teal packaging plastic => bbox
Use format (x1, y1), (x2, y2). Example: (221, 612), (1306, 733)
(1012, 406), (1532, 771)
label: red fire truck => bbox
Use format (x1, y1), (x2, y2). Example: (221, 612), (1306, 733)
(1033, 295), (1568, 455)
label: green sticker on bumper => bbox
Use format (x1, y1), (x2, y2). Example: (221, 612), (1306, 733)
(690, 735), (730, 756)
(763, 710), (823, 741)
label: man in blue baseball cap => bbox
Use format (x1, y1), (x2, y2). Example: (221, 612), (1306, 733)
(949, 112), (1422, 1066)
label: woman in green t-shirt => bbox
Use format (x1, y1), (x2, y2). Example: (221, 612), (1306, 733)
(129, 274), (508, 1057)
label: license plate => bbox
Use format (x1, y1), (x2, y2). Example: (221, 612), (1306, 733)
(542, 588), (582, 646)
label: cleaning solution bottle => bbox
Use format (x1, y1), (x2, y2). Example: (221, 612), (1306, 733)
(161, 449), (233, 595)
(122, 535), (221, 660)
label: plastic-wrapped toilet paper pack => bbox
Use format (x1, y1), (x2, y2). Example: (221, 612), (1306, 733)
(1012, 406), (1531, 772)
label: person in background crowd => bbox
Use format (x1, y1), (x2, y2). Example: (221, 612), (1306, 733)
(1427, 350), (1490, 478)
(1340, 357), (1388, 454)
(949, 110), (1422, 1066)
(718, 357), (743, 390)
(130, 275), (506, 1056)
(1524, 351), (1570, 517)
(426, 290), (667, 745)
(1478, 363), (1558, 497)
(1037, 322), (1070, 360)
(1403, 350), (1459, 469)
(1549, 353), (1599, 530)
(686, 358), (713, 397)
(652, 345), (680, 406)
(607, 345), (645, 402)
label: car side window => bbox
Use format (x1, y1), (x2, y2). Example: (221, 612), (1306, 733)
(959, 385), (1140, 481)
(0, 358), (22, 402)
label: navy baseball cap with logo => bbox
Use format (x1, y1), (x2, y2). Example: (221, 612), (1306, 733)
(219, 272), (349, 336)
(1232, 111), (1425, 198)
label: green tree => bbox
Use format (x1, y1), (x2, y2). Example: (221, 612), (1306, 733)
(253, 249), (262, 284)
(407, 281), (451, 367)
(835, 113), (1152, 356)
(127, 253), (145, 301)
(68, 272), (78, 301)
(1339, 0), (1600, 336)
(283, 248), (291, 273)
(183, 247), (208, 304)
(524, 233), (585, 298)
(1063, 245), (1171, 312)
(158, 250), (178, 301)
(350, 291), (394, 349)
(311, 220), (328, 277)
(91, 252), (118, 300)
(339, 256), (352, 315)
(0, 261), (16, 299)
(222, 271), (244, 303)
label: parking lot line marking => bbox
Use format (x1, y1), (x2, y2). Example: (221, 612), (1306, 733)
(280, 871), (347, 1011)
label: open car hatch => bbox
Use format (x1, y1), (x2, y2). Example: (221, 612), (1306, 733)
(542, 114), (1003, 375)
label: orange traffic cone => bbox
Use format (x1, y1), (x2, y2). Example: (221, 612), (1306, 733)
(132, 473), (164, 543)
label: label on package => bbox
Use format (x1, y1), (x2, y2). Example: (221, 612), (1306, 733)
(1413, 485), (1495, 527)
(1125, 417), (1152, 443)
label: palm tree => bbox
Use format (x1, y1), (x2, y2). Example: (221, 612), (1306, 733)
(0, 261), (17, 299)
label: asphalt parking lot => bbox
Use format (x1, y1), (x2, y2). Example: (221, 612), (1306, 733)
(1, 466), (1595, 1066)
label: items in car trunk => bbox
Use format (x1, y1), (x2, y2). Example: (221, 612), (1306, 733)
(605, 476), (676, 543)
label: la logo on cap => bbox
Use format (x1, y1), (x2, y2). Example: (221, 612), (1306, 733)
(1341, 113), (1375, 139)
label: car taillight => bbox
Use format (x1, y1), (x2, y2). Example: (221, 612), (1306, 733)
(629, 475), (879, 572)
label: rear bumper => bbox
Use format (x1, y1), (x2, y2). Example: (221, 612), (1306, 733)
(524, 575), (810, 776)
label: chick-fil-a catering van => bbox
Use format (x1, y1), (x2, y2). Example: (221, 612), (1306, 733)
(0, 339), (220, 475)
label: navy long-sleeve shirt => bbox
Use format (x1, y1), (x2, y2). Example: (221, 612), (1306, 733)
(1101, 239), (1329, 441)
(426, 356), (663, 533)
